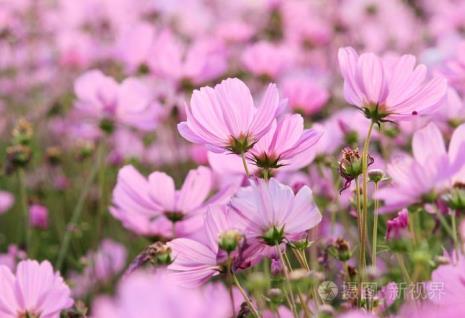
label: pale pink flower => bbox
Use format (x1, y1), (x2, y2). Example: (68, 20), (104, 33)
(0, 260), (73, 318)
(168, 205), (243, 286)
(241, 41), (293, 79)
(111, 165), (232, 238)
(74, 70), (160, 131)
(92, 270), (243, 318)
(178, 78), (280, 154)
(28, 204), (48, 230)
(231, 178), (322, 254)
(70, 239), (127, 297)
(0, 191), (14, 215)
(249, 114), (323, 171)
(375, 122), (465, 211)
(282, 77), (329, 116)
(338, 47), (447, 122)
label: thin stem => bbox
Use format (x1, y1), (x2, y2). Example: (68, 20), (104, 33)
(451, 210), (461, 258)
(226, 257), (236, 317)
(396, 253), (412, 284)
(361, 121), (375, 271)
(354, 177), (363, 268)
(95, 142), (106, 247)
(232, 273), (260, 318)
(276, 245), (299, 318)
(17, 168), (30, 254)
(240, 152), (250, 177)
(372, 182), (379, 268)
(56, 155), (100, 270)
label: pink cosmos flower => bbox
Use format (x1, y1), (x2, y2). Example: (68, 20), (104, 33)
(28, 204), (48, 230)
(241, 41), (293, 79)
(231, 178), (322, 256)
(375, 122), (465, 212)
(427, 255), (465, 308)
(74, 70), (160, 131)
(0, 260), (73, 317)
(147, 30), (228, 85)
(282, 76), (329, 116)
(0, 191), (14, 215)
(111, 165), (233, 238)
(92, 270), (243, 318)
(0, 245), (26, 271)
(178, 78), (280, 154)
(248, 114), (323, 171)
(338, 47), (447, 122)
(70, 239), (127, 297)
(168, 205), (244, 286)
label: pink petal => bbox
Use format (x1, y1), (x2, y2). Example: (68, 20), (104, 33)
(148, 172), (176, 211)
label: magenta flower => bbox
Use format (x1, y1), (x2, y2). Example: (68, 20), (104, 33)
(386, 208), (409, 240)
(167, 205), (243, 286)
(74, 70), (160, 131)
(231, 178), (322, 253)
(178, 78), (280, 154)
(376, 122), (465, 212)
(28, 204), (48, 230)
(338, 47), (447, 122)
(249, 114), (323, 171)
(0, 260), (73, 317)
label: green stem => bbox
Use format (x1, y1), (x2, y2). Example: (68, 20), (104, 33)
(56, 155), (100, 270)
(276, 245), (299, 318)
(95, 142), (106, 246)
(451, 210), (461, 258)
(354, 177), (363, 270)
(361, 121), (375, 271)
(226, 257), (236, 317)
(232, 273), (260, 318)
(372, 182), (379, 268)
(396, 253), (412, 284)
(17, 168), (30, 254)
(240, 152), (250, 177)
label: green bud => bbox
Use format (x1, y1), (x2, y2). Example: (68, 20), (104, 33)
(368, 169), (385, 184)
(12, 118), (33, 145)
(443, 188), (465, 210)
(218, 230), (242, 253)
(335, 238), (352, 262)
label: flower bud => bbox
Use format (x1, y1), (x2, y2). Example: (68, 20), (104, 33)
(12, 118), (33, 145)
(339, 147), (373, 192)
(218, 229), (242, 253)
(334, 238), (352, 262)
(267, 288), (285, 304)
(6, 144), (32, 171)
(46, 146), (62, 166)
(368, 169), (385, 183)
(443, 187), (465, 210)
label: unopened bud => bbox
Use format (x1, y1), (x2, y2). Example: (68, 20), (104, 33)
(6, 144), (32, 169)
(218, 229), (242, 253)
(46, 146), (62, 165)
(267, 288), (284, 304)
(368, 169), (385, 183)
(335, 238), (352, 262)
(99, 118), (115, 134)
(12, 118), (33, 145)
(443, 187), (465, 210)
